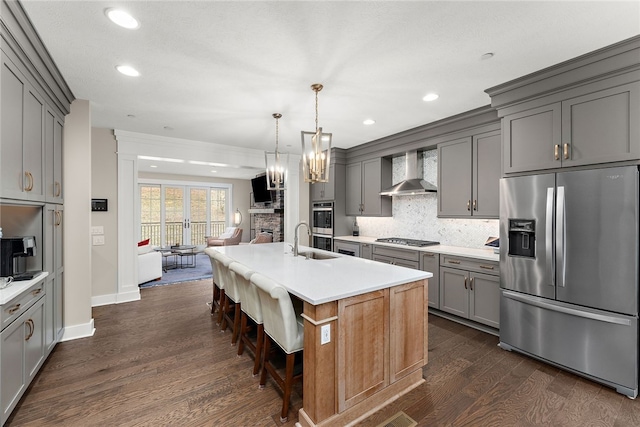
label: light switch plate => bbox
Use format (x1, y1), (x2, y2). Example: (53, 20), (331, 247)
(91, 226), (104, 235)
(92, 235), (105, 246)
(321, 324), (330, 345)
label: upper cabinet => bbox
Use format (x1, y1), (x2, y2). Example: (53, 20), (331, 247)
(1, 52), (45, 202)
(345, 158), (392, 217)
(487, 36), (640, 175)
(45, 108), (64, 204)
(503, 82), (640, 173)
(438, 129), (501, 218)
(310, 164), (335, 202)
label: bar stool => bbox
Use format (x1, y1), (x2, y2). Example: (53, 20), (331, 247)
(251, 273), (304, 423)
(216, 252), (241, 343)
(228, 262), (263, 376)
(204, 248), (220, 315)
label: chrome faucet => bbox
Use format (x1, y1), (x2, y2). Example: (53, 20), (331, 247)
(293, 222), (311, 257)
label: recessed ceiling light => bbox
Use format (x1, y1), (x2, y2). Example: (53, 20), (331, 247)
(363, 119), (376, 125)
(211, 170), (218, 173)
(163, 126), (173, 131)
(423, 93), (439, 102)
(105, 8), (139, 29)
(116, 65), (140, 77)
(150, 165), (158, 168)
(127, 114), (136, 118)
(481, 52), (495, 60)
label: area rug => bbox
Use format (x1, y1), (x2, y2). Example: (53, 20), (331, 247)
(140, 253), (212, 288)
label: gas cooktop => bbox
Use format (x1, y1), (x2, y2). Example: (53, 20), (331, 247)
(375, 237), (440, 247)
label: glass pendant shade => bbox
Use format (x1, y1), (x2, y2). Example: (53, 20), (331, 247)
(301, 83), (332, 183)
(265, 113), (288, 190)
(301, 128), (331, 183)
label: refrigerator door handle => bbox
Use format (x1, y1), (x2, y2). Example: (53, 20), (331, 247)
(502, 290), (631, 326)
(545, 187), (554, 286)
(556, 186), (566, 288)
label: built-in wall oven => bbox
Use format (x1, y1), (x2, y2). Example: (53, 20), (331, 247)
(312, 201), (333, 251)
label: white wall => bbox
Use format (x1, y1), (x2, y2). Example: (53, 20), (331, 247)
(357, 150), (499, 248)
(62, 99), (95, 340)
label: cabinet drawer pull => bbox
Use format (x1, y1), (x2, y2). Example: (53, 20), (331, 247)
(563, 143), (570, 160)
(8, 304), (21, 314)
(32, 288), (43, 296)
(470, 277), (474, 291)
(554, 144), (560, 160)
(25, 319), (34, 341)
(479, 265), (495, 270)
(467, 200), (471, 211)
(55, 181), (61, 197)
(464, 277), (467, 290)
(473, 200), (477, 211)
(447, 260), (461, 264)
(424, 253), (435, 258)
(55, 211), (62, 226)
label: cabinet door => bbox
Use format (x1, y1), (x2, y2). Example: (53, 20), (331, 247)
(55, 270), (64, 340)
(45, 277), (56, 354)
(345, 162), (362, 216)
(422, 252), (439, 309)
(469, 272), (500, 329)
(361, 158), (391, 216)
(310, 165), (336, 201)
(360, 243), (372, 260)
(438, 137), (472, 217)
(45, 108), (64, 203)
(23, 85), (45, 201)
(1, 312), (26, 423)
(473, 130), (501, 218)
(53, 116), (64, 203)
(561, 82), (640, 167)
(1, 53), (26, 200)
(439, 267), (469, 318)
(25, 298), (45, 382)
(503, 103), (562, 173)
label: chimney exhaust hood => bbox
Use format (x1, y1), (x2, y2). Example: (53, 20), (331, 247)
(380, 150), (437, 196)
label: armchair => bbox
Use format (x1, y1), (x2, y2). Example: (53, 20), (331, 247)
(206, 227), (243, 246)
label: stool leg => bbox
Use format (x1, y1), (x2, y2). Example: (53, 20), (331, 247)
(252, 324), (264, 377)
(231, 303), (241, 345)
(280, 352), (295, 423)
(237, 312), (248, 356)
(217, 289), (226, 325)
(259, 335), (271, 389)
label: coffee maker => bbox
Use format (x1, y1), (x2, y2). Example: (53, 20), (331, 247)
(0, 236), (39, 280)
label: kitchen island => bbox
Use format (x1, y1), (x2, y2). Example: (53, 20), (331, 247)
(210, 242), (431, 427)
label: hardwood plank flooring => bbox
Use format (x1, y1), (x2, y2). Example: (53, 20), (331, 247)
(6, 280), (639, 426)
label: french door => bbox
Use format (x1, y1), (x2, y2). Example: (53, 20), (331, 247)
(140, 183), (229, 247)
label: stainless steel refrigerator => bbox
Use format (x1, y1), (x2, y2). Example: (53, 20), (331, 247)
(499, 165), (639, 398)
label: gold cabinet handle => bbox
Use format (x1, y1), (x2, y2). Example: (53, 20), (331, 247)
(424, 253), (435, 258)
(467, 200), (471, 211)
(470, 277), (474, 291)
(464, 277), (467, 290)
(25, 171), (34, 191)
(563, 143), (570, 160)
(447, 260), (461, 265)
(55, 211), (62, 226)
(55, 181), (61, 197)
(473, 200), (477, 211)
(479, 265), (495, 270)
(8, 304), (21, 314)
(554, 144), (560, 161)
(32, 288), (43, 296)
(25, 319), (34, 341)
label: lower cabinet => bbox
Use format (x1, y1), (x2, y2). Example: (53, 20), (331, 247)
(1, 295), (45, 424)
(439, 256), (500, 329)
(360, 242), (372, 260)
(421, 252), (440, 309)
(334, 240), (360, 257)
(372, 245), (420, 269)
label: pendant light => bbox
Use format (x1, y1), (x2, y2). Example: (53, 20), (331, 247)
(265, 113), (289, 190)
(301, 83), (332, 183)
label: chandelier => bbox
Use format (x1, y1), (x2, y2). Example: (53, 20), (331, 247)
(301, 83), (332, 183)
(265, 113), (288, 190)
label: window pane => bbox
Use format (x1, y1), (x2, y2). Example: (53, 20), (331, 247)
(140, 185), (161, 245)
(190, 188), (207, 244)
(165, 187), (184, 245)
(210, 188), (226, 237)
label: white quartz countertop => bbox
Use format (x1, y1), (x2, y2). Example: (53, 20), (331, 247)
(0, 272), (49, 305)
(209, 242), (430, 305)
(334, 236), (499, 262)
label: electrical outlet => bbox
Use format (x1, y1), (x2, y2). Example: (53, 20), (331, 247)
(92, 235), (105, 246)
(321, 324), (330, 345)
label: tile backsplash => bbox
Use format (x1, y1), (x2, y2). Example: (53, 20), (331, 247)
(356, 150), (499, 248)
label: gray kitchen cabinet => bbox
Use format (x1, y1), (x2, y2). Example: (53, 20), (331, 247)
(45, 107), (64, 204)
(334, 240), (360, 257)
(345, 158), (392, 217)
(372, 245), (420, 270)
(311, 164), (335, 201)
(439, 255), (499, 329)
(438, 130), (500, 218)
(421, 252), (440, 309)
(44, 204), (64, 353)
(360, 242), (372, 260)
(1, 281), (46, 425)
(503, 82), (640, 173)
(0, 50), (45, 202)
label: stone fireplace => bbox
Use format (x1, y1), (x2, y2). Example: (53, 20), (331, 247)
(250, 190), (284, 242)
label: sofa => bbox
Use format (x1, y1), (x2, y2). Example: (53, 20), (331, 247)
(206, 227), (243, 246)
(138, 244), (162, 284)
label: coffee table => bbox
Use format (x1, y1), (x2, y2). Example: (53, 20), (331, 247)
(155, 245), (197, 271)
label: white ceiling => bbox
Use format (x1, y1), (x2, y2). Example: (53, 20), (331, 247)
(20, 1), (640, 179)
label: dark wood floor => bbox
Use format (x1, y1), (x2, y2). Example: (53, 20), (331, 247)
(6, 280), (640, 426)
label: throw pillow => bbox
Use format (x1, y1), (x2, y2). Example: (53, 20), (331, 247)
(138, 238), (150, 247)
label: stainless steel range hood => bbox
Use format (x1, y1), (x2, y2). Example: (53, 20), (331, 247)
(380, 150), (437, 196)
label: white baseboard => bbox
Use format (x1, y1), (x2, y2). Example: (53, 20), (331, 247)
(61, 318), (95, 341)
(92, 289), (141, 307)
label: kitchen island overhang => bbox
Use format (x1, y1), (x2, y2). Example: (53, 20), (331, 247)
(208, 243), (432, 426)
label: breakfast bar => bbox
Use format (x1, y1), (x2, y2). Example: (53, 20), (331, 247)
(212, 242), (431, 426)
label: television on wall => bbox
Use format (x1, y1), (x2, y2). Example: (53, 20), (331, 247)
(251, 175), (273, 203)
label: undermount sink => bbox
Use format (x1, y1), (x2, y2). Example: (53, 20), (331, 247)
(299, 251), (338, 260)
